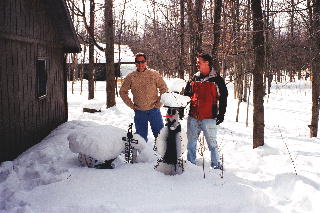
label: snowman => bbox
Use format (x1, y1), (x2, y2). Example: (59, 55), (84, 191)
(154, 79), (190, 175)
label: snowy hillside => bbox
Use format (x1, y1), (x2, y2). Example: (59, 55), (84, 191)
(0, 78), (319, 213)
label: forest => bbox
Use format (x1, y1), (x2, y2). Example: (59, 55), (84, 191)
(65, 0), (320, 146)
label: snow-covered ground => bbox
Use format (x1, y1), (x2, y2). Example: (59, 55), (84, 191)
(1, 77), (320, 213)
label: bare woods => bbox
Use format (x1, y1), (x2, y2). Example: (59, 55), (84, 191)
(66, 0), (320, 145)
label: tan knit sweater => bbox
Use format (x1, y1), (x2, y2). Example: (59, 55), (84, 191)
(120, 68), (168, 111)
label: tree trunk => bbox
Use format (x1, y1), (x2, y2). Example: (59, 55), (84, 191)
(70, 0), (75, 94)
(265, 0), (272, 95)
(195, 0), (204, 54)
(251, 0), (265, 148)
(310, 62), (319, 137)
(186, 0), (197, 76)
(243, 0), (251, 102)
(81, 45), (86, 95)
(88, 0), (95, 100)
(72, 54), (78, 93)
(246, 74), (252, 127)
(116, 0), (127, 97)
(211, 0), (222, 74)
(309, 0), (320, 137)
(186, 0), (204, 76)
(179, 0), (185, 79)
(105, 0), (116, 108)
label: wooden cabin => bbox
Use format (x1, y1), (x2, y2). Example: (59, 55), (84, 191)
(0, 0), (81, 162)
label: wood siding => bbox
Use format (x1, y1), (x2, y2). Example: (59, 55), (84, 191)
(0, 0), (68, 162)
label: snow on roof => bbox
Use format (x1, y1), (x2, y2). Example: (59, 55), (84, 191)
(67, 43), (136, 77)
(75, 43), (135, 64)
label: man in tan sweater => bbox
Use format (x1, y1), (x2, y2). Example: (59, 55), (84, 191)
(120, 53), (168, 142)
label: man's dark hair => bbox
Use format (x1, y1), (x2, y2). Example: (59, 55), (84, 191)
(135, 52), (147, 61)
(198, 53), (213, 71)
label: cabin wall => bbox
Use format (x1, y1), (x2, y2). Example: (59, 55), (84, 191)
(0, 0), (68, 162)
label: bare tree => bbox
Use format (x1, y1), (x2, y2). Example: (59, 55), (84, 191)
(116, 0), (128, 96)
(186, 0), (204, 76)
(309, 0), (320, 137)
(211, 0), (223, 74)
(251, 0), (265, 148)
(88, 0), (95, 99)
(179, 0), (185, 79)
(265, 0), (273, 94)
(195, 0), (205, 54)
(105, 0), (116, 108)
(66, 0), (99, 99)
(186, 0), (197, 76)
(67, 0), (80, 95)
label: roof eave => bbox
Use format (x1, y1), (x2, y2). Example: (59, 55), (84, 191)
(44, 0), (81, 53)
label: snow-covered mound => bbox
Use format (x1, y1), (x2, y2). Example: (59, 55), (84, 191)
(68, 125), (155, 164)
(160, 92), (190, 108)
(130, 133), (156, 163)
(68, 125), (126, 161)
(82, 98), (105, 110)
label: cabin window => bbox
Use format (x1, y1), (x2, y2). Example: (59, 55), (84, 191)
(36, 59), (47, 99)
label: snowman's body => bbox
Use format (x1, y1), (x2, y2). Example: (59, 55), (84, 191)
(155, 107), (187, 175)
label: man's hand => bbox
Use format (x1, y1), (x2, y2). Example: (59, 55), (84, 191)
(216, 114), (224, 125)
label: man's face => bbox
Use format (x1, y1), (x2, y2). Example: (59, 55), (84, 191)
(197, 57), (210, 75)
(135, 56), (147, 72)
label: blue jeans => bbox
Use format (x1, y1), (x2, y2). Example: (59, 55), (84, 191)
(134, 108), (164, 142)
(187, 116), (220, 168)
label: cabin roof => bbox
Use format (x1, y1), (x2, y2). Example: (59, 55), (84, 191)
(44, 0), (81, 53)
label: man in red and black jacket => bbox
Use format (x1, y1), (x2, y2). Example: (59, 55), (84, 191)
(184, 53), (228, 169)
